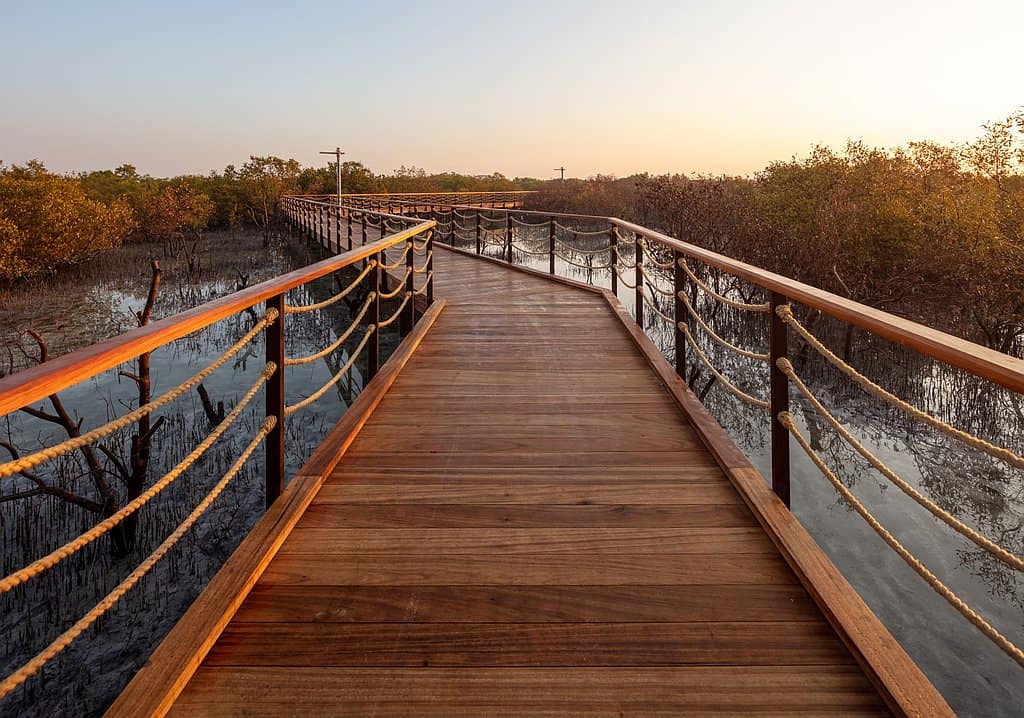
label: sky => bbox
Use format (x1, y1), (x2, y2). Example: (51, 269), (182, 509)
(2, 0), (1022, 179)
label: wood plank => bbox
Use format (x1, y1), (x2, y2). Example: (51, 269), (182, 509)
(313, 481), (741, 505)
(104, 301), (448, 718)
(278, 527), (773, 554)
(233, 584), (815, 623)
(202, 622), (853, 667)
(170, 666), (889, 717)
(258, 553), (796, 586)
(294, 503), (756, 528)
(599, 289), (952, 716)
(328, 466), (726, 483)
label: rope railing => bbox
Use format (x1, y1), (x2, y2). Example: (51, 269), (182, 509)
(511, 216), (549, 227)
(552, 234), (613, 255)
(680, 293), (770, 362)
(0, 415), (277, 700)
(283, 262), (376, 314)
(777, 305), (1024, 470)
(681, 324), (769, 410)
(413, 274), (434, 295)
(284, 293), (375, 367)
(412, 252), (432, 273)
(553, 221), (614, 237)
(378, 293), (412, 329)
(779, 411), (1024, 669)
(0, 363), (275, 595)
(679, 258), (770, 312)
(553, 252), (613, 270)
(777, 358), (1024, 572)
(378, 270), (412, 299)
(379, 244), (412, 270)
(284, 326), (376, 417)
(0, 312), (277, 479)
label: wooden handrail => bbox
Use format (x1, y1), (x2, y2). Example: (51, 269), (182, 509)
(399, 193), (1024, 395)
(0, 222), (434, 416)
(612, 219), (1024, 395)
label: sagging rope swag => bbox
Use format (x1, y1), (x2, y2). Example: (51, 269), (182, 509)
(779, 412), (1024, 669)
(679, 292), (770, 362)
(777, 357), (1024, 572)
(553, 221), (613, 237)
(378, 270), (412, 299)
(680, 323), (769, 409)
(776, 305), (1024, 471)
(412, 252), (432, 273)
(552, 235), (612, 255)
(0, 363), (276, 595)
(283, 262), (376, 315)
(0, 311), (277, 479)
(285, 293), (376, 367)
(0, 416), (277, 700)
(284, 326), (376, 416)
(679, 258), (770, 313)
(378, 293), (412, 329)
(379, 245), (411, 270)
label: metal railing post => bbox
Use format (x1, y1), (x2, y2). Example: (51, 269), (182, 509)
(401, 238), (415, 334)
(770, 291), (791, 507)
(609, 226), (618, 294)
(505, 213), (513, 263)
(426, 228), (434, 305)
(265, 293), (285, 509)
(475, 211), (481, 254)
(635, 240), (644, 329)
(674, 250), (685, 378)
(368, 254), (381, 379)
(549, 217), (556, 275)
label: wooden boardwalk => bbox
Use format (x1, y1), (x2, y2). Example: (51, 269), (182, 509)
(144, 248), (897, 716)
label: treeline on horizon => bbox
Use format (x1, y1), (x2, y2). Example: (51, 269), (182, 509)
(0, 158), (540, 283)
(528, 110), (1024, 358)
(1, 108), (1021, 356)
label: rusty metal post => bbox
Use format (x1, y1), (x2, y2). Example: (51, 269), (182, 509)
(674, 250), (685, 378)
(264, 293), (285, 508)
(770, 291), (791, 507)
(400, 238), (415, 335)
(505, 213), (513, 263)
(609, 226), (618, 294)
(549, 217), (556, 275)
(475, 211), (481, 254)
(426, 228), (434, 305)
(635, 241), (644, 329)
(368, 254), (381, 379)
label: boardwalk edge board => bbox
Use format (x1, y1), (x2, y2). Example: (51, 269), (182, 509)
(104, 300), (447, 718)
(597, 287), (953, 718)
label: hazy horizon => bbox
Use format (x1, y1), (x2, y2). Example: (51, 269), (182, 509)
(3, 0), (1021, 179)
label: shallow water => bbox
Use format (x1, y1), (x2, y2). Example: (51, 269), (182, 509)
(0, 229), (409, 716)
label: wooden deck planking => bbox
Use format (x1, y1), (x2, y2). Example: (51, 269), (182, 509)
(163, 247), (903, 715)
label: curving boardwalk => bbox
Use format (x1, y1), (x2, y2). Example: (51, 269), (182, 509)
(115, 248), (946, 715)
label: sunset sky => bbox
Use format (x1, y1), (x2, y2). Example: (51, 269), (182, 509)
(2, 0), (1021, 179)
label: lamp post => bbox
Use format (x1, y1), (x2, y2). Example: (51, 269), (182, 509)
(319, 146), (345, 203)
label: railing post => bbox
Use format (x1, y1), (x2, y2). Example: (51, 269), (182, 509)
(347, 209), (353, 251)
(368, 254), (381, 379)
(475, 211), (481, 254)
(673, 250), (685, 378)
(265, 293), (285, 509)
(361, 214), (367, 247)
(400, 238), (415, 335)
(770, 291), (791, 507)
(549, 217), (556, 275)
(426, 227), (434, 305)
(609, 226), (618, 294)
(449, 208), (456, 244)
(635, 239), (644, 329)
(505, 213), (513, 263)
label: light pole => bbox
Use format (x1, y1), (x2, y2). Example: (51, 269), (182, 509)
(319, 146), (345, 204)
(553, 166), (565, 181)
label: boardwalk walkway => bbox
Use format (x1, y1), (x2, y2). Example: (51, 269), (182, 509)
(157, 248), (891, 715)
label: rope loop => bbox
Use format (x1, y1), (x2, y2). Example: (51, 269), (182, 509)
(777, 305), (1024, 471)
(779, 411), (1024, 669)
(679, 259), (769, 312)
(284, 261), (376, 314)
